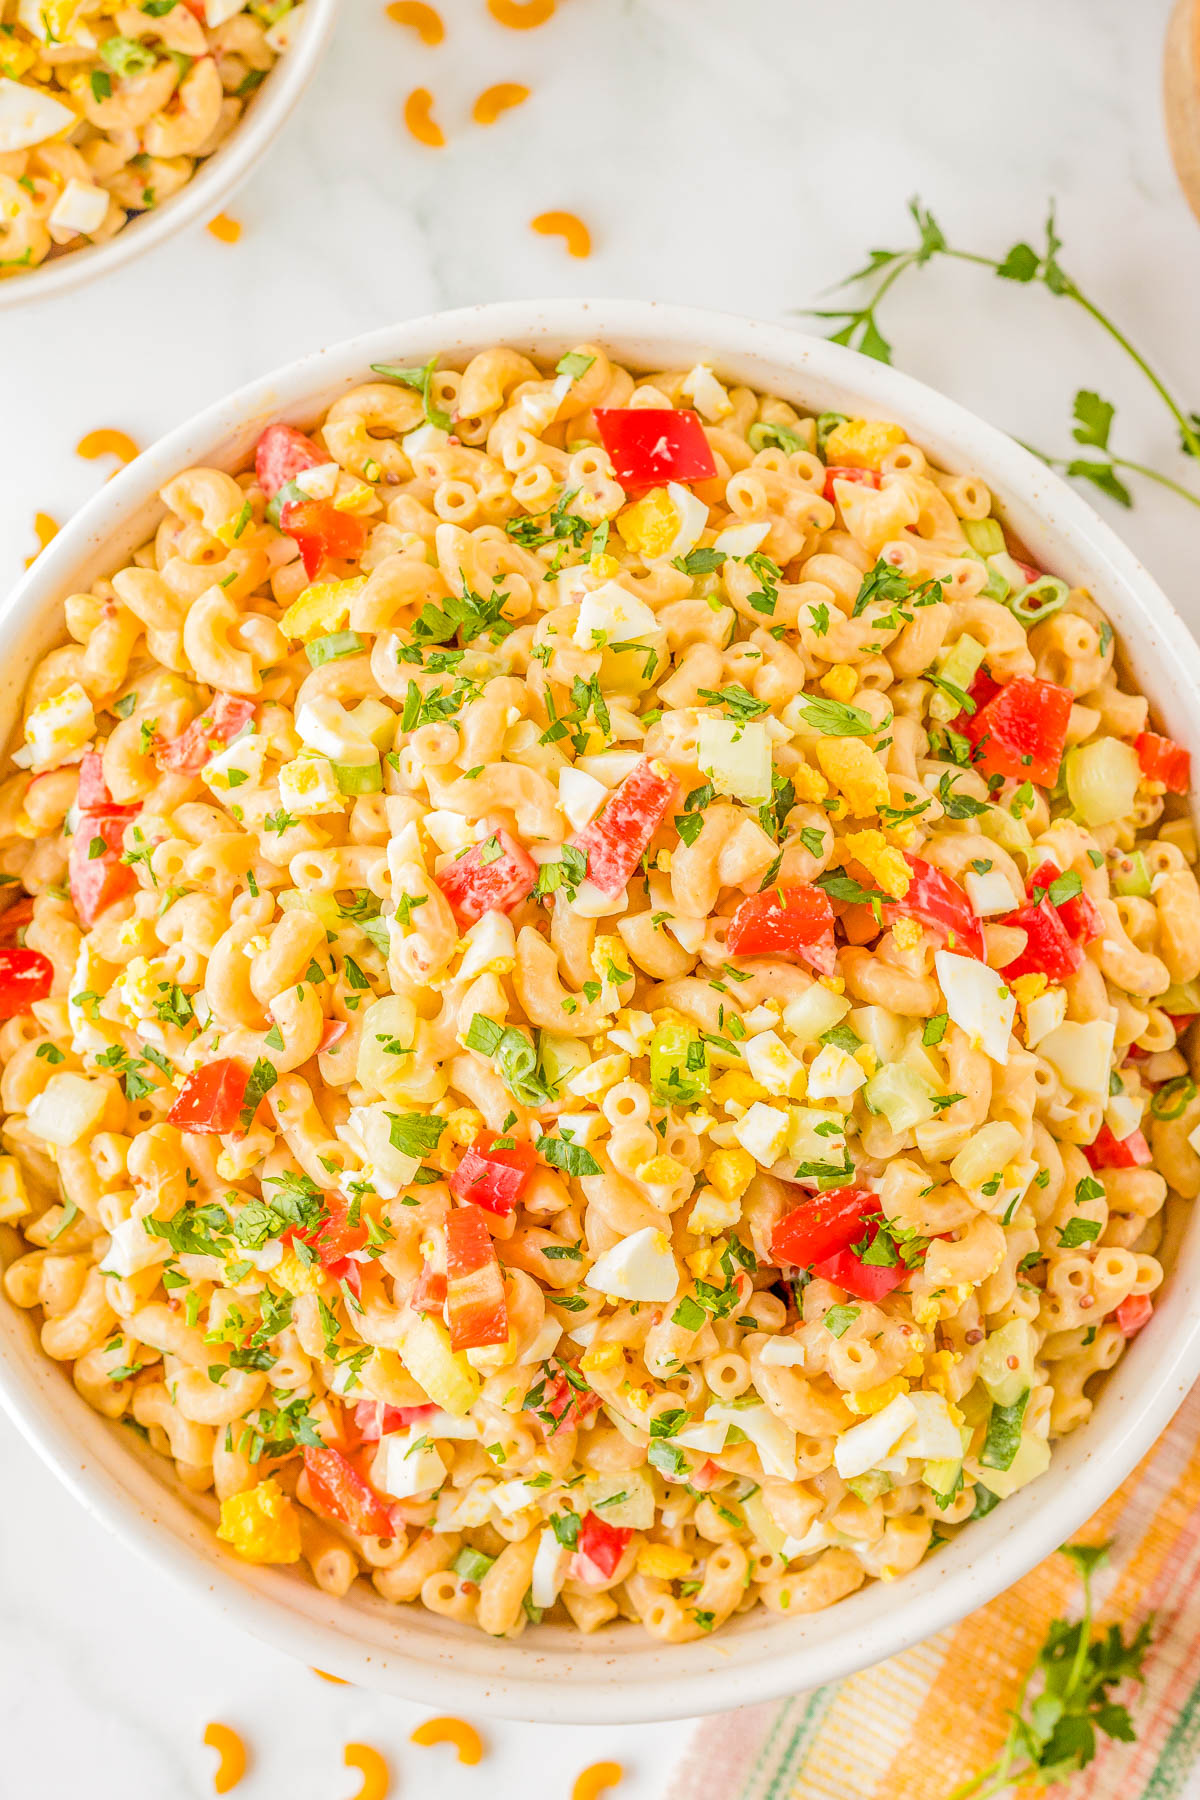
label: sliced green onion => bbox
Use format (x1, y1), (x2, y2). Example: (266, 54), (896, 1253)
(1151, 1075), (1196, 1120)
(748, 420), (806, 455)
(815, 412), (847, 457)
(1007, 575), (1069, 627)
(306, 631), (366, 669)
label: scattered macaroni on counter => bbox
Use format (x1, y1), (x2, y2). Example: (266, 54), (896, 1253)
(1, 345), (1197, 1644)
(0, 0), (299, 275)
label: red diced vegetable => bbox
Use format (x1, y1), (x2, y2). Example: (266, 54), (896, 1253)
(1001, 897), (1085, 982)
(303, 1444), (393, 1538)
(823, 465), (880, 506)
(575, 1510), (632, 1579)
(1115, 1293), (1153, 1337)
(570, 757), (678, 897)
(1135, 731), (1191, 795)
(410, 1262), (448, 1316)
(541, 1369), (602, 1435)
(166, 1059), (248, 1134)
(884, 854), (985, 959)
(69, 810), (137, 927)
(0, 897), (34, 947)
(353, 1400), (436, 1441)
(279, 498), (368, 579)
(812, 1233), (909, 1302)
(436, 829), (537, 927)
(771, 1186), (881, 1268)
(449, 1130), (537, 1217)
(594, 408), (716, 490)
(1085, 1125), (1152, 1171)
(965, 674), (1073, 787)
(255, 422), (325, 498)
(318, 1018), (348, 1053)
(157, 693), (256, 774)
(306, 1196), (367, 1270)
(725, 884), (836, 971)
(445, 1206), (508, 1351)
(77, 752), (113, 810)
(0, 947), (53, 1018)
(1025, 859), (1102, 945)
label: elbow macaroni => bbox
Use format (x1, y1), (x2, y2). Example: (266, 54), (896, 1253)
(0, 345), (1193, 1642)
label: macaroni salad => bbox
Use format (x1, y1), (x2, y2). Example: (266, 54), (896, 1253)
(0, 0), (298, 273)
(2, 345), (1198, 1644)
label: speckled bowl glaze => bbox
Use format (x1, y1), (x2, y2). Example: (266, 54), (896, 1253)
(2, 302), (1199, 1722)
(0, 0), (340, 311)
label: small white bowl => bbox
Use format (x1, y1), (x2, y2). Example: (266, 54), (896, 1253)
(0, 0), (340, 311)
(3, 301), (1199, 1723)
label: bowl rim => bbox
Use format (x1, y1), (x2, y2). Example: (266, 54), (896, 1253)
(4, 297), (1200, 1723)
(0, 0), (341, 311)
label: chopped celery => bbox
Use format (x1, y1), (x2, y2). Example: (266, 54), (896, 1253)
(333, 756), (383, 796)
(923, 1458), (963, 1509)
(650, 1018), (709, 1104)
(452, 1546), (496, 1584)
(976, 1430), (1051, 1499)
(697, 716), (772, 803)
(1007, 575), (1068, 627)
(1065, 738), (1141, 827)
(845, 1470), (893, 1504)
(930, 632), (986, 723)
(978, 1319), (1037, 1407)
(863, 1062), (936, 1133)
(306, 630), (367, 669)
(538, 1031), (590, 1093)
(980, 806), (1032, 854)
(1162, 980), (1200, 1013)
(963, 518), (1006, 558)
(988, 550), (1028, 596)
(1112, 850), (1152, 898)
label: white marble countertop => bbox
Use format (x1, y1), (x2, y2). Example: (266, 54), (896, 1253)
(3, 0), (1200, 1793)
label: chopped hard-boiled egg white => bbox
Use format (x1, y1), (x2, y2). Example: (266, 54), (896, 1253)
(205, 0), (246, 24)
(964, 867), (1020, 917)
(0, 77), (75, 153)
(48, 177), (108, 238)
(733, 1101), (791, 1167)
(423, 809), (478, 856)
(1024, 986), (1067, 1047)
(697, 716), (772, 804)
(934, 950), (1015, 1064)
(295, 694), (376, 764)
(671, 1418), (729, 1454)
(558, 764), (608, 830)
(278, 755), (344, 816)
(705, 1401), (797, 1480)
(616, 486), (708, 563)
(834, 1392), (918, 1480)
(680, 363), (734, 422)
(1105, 1091), (1144, 1141)
(573, 580), (659, 650)
(714, 520), (770, 558)
(200, 733), (266, 796)
(101, 1216), (172, 1279)
(16, 681), (94, 771)
(380, 1429), (447, 1501)
(743, 1030), (803, 1098)
(531, 1526), (572, 1609)
(758, 1335), (807, 1367)
(894, 1392), (962, 1462)
(292, 461), (341, 501)
(586, 1226), (680, 1303)
(1036, 1019), (1116, 1100)
(806, 1042), (867, 1100)
(457, 912), (517, 982)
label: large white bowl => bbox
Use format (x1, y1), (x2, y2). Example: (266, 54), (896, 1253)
(0, 0), (340, 311)
(3, 301), (1199, 1723)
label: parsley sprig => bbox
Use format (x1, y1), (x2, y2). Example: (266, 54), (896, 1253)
(945, 1542), (1152, 1800)
(811, 199), (1200, 513)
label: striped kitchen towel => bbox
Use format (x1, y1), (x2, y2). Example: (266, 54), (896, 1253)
(667, 1382), (1200, 1800)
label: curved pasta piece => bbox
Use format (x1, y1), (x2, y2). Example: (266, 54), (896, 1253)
(404, 87), (445, 148)
(410, 1715), (485, 1764)
(202, 1722), (246, 1794)
(530, 210), (591, 257)
(386, 1), (445, 43)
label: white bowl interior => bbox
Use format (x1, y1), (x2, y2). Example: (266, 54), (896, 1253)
(3, 301), (1200, 1723)
(0, 0), (341, 310)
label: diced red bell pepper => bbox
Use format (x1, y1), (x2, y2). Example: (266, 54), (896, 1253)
(823, 465), (881, 506)
(69, 810), (137, 928)
(436, 829), (537, 928)
(445, 1205), (508, 1351)
(883, 854), (985, 959)
(593, 408), (716, 490)
(279, 498), (368, 580)
(410, 1262), (448, 1315)
(1001, 897), (1085, 983)
(542, 1369), (603, 1435)
(0, 897), (34, 947)
(318, 1018), (348, 1053)
(305, 1196), (368, 1270)
(575, 1510), (632, 1579)
(255, 422), (325, 498)
(725, 884), (836, 972)
(0, 946), (53, 1017)
(166, 1059), (248, 1134)
(156, 693), (256, 775)
(1085, 1125), (1152, 1171)
(77, 751), (114, 810)
(812, 1233), (909, 1302)
(771, 1185), (881, 1268)
(303, 1444), (394, 1538)
(353, 1400), (436, 1441)
(688, 1458), (726, 1493)
(1135, 731), (1190, 795)
(1025, 860), (1103, 945)
(1115, 1293), (1153, 1337)
(570, 757), (678, 897)
(964, 674), (1073, 787)
(449, 1129), (537, 1217)
(949, 668), (1001, 736)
